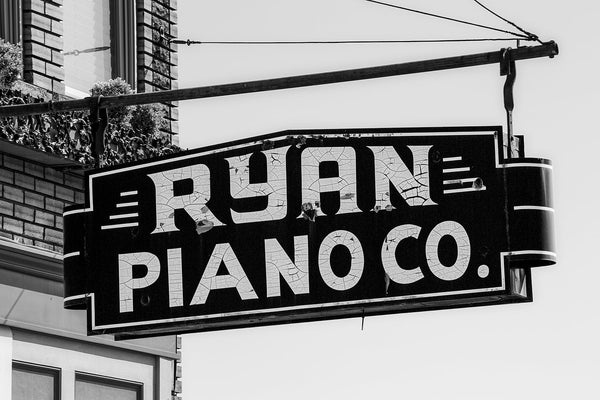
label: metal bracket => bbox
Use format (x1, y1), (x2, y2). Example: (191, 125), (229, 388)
(500, 48), (516, 158)
(89, 96), (108, 168)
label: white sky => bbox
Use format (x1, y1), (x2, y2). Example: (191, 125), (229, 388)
(176, 1), (599, 399)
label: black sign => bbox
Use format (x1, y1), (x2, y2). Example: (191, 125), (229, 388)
(63, 127), (555, 337)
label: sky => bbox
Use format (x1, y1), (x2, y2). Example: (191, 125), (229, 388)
(175, 1), (599, 399)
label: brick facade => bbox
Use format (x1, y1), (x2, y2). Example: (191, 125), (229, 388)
(22, 0), (65, 95)
(0, 152), (83, 253)
(18, 0), (179, 138)
(137, 0), (179, 139)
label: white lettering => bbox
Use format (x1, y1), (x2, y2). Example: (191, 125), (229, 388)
(369, 145), (436, 210)
(381, 224), (424, 284)
(426, 221), (470, 281)
(301, 147), (360, 216)
(318, 230), (364, 291)
(118, 252), (161, 313)
(190, 243), (258, 305)
(148, 165), (224, 234)
(265, 236), (309, 297)
(226, 146), (289, 224)
(167, 248), (184, 308)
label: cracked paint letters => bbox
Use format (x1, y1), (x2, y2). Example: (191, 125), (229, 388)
(119, 252), (161, 313)
(301, 147), (361, 216)
(119, 249), (184, 312)
(167, 248), (184, 307)
(318, 230), (365, 291)
(265, 236), (309, 297)
(225, 146), (289, 224)
(148, 165), (224, 234)
(426, 221), (470, 281)
(369, 145), (436, 210)
(190, 243), (258, 305)
(103, 135), (492, 324)
(381, 224), (425, 284)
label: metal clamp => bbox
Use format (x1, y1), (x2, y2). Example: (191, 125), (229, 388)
(89, 95), (108, 168)
(500, 48), (517, 158)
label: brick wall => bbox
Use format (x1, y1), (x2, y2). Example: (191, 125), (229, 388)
(22, 0), (65, 95)
(0, 152), (84, 253)
(137, 0), (179, 141)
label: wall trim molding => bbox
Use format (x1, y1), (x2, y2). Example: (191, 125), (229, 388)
(0, 238), (63, 283)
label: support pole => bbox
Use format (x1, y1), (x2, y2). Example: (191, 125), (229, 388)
(0, 41), (558, 118)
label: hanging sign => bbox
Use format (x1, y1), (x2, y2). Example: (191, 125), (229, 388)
(63, 127), (555, 338)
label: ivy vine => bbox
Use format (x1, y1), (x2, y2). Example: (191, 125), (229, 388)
(0, 76), (180, 167)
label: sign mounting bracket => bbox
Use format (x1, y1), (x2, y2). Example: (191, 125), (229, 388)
(500, 48), (517, 158)
(89, 95), (108, 168)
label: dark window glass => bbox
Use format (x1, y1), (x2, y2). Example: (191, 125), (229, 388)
(75, 373), (142, 400)
(12, 361), (60, 400)
(109, 0), (136, 87)
(0, 0), (21, 44)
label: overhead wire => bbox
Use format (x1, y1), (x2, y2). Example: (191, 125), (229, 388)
(472, 0), (543, 44)
(170, 1), (541, 47)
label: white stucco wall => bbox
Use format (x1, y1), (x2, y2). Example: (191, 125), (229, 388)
(12, 333), (155, 400)
(0, 326), (13, 399)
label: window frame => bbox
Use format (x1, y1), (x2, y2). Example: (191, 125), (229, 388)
(109, 0), (136, 88)
(12, 360), (61, 400)
(75, 372), (143, 400)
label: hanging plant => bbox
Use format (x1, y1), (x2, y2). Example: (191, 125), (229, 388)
(89, 77), (133, 124)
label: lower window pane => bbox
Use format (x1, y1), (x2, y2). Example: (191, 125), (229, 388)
(75, 374), (141, 400)
(12, 362), (60, 400)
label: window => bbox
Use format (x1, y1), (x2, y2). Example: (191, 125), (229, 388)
(0, 0), (21, 44)
(63, 0), (135, 98)
(75, 373), (142, 400)
(12, 361), (61, 400)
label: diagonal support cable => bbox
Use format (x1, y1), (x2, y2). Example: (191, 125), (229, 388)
(473, 0), (543, 44)
(365, 0), (531, 39)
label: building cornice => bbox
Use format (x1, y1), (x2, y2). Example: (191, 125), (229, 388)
(0, 238), (63, 283)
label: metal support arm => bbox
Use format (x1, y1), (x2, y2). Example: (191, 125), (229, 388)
(0, 41), (558, 118)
